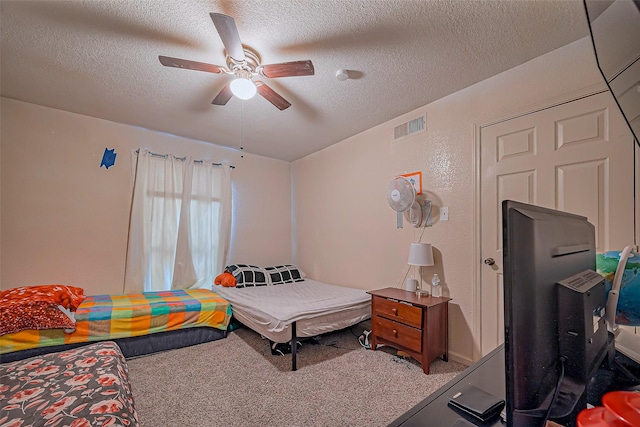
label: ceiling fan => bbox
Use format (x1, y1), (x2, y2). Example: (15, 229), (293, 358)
(159, 13), (314, 111)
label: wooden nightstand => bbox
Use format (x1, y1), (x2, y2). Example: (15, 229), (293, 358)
(367, 287), (451, 374)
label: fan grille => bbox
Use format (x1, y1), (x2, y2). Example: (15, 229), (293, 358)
(387, 177), (415, 212)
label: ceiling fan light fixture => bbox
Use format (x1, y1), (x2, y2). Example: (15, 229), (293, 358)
(230, 77), (257, 100)
(159, 13), (309, 110)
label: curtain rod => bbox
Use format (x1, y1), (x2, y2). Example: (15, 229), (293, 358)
(134, 149), (235, 169)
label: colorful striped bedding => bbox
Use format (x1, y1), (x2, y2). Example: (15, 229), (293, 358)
(0, 289), (231, 354)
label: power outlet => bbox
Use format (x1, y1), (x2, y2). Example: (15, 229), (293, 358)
(440, 207), (449, 221)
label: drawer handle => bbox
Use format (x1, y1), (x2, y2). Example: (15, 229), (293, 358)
(392, 329), (398, 336)
(392, 308), (398, 315)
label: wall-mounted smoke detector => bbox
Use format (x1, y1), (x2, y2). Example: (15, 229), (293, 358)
(336, 69), (349, 81)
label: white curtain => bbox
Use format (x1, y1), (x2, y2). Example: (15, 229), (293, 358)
(124, 150), (232, 293)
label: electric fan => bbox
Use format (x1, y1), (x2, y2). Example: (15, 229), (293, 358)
(158, 13), (314, 110)
(406, 200), (423, 227)
(386, 176), (421, 228)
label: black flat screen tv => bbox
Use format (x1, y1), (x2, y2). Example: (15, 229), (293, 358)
(502, 200), (612, 427)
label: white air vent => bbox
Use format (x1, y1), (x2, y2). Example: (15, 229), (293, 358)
(393, 114), (426, 142)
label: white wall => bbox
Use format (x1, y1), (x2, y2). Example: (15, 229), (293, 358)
(291, 37), (612, 365)
(1, 36), (625, 366)
(0, 98), (292, 295)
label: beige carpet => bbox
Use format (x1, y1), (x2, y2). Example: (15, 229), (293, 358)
(126, 322), (467, 427)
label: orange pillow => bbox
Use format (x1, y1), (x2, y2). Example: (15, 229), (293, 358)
(215, 272), (237, 287)
(0, 285), (86, 336)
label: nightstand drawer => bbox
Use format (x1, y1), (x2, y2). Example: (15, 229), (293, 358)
(373, 297), (422, 328)
(373, 315), (422, 353)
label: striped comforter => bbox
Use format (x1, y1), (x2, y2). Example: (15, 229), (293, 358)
(0, 289), (231, 354)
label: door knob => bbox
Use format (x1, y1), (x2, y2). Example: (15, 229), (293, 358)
(484, 258), (496, 266)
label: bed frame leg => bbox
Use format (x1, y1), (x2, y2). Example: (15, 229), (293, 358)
(291, 321), (297, 371)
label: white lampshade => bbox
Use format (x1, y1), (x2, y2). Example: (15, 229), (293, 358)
(407, 243), (434, 266)
(230, 78), (257, 100)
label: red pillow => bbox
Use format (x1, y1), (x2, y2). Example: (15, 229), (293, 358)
(0, 285), (87, 336)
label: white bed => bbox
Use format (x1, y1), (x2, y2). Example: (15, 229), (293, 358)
(213, 278), (371, 369)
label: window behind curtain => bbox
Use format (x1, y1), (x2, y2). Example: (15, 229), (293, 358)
(124, 151), (232, 293)
(188, 163), (226, 289)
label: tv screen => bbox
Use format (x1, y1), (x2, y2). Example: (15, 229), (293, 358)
(502, 200), (611, 427)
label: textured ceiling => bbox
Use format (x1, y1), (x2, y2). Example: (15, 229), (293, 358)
(0, 0), (590, 161)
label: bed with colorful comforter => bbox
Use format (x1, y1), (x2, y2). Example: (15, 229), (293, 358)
(1, 289), (232, 363)
(0, 341), (139, 427)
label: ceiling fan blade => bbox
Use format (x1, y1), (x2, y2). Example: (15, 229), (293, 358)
(210, 13), (245, 62)
(256, 81), (291, 111)
(212, 82), (233, 105)
(159, 56), (224, 74)
(260, 60), (315, 78)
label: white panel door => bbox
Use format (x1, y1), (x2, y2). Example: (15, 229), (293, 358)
(479, 92), (635, 356)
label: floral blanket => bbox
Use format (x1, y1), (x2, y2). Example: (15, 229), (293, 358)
(0, 285), (87, 336)
(0, 341), (139, 427)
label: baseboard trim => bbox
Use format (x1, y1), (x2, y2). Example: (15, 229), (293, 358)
(447, 350), (473, 367)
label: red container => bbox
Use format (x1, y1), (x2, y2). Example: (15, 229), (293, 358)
(577, 391), (640, 427)
(603, 391), (640, 426)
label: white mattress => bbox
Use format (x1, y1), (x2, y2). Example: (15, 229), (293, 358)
(212, 280), (371, 343)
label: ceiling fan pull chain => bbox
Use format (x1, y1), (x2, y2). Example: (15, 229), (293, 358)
(240, 101), (244, 157)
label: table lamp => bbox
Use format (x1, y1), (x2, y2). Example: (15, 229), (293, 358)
(408, 243), (434, 296)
